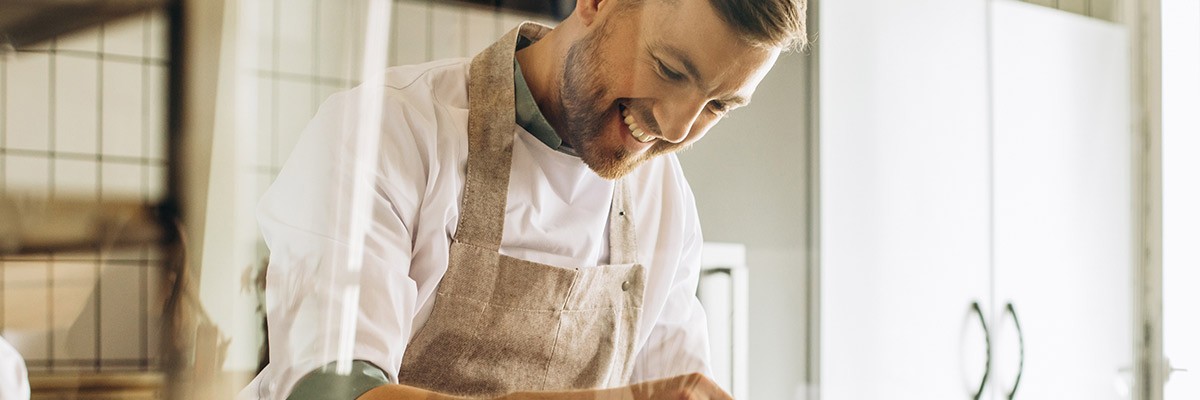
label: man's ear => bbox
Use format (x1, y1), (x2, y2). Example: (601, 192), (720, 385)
(574, 0), (609, 27)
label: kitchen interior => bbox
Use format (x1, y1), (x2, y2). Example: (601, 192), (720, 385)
(0, 0), (1196, 399)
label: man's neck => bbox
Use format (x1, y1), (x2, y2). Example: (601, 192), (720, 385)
(514, 21), (575, 145)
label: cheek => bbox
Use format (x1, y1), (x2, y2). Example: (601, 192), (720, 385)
(623, 60), (677, 98)
(684, 116), (721, 144)
(626, 65), (657, 90)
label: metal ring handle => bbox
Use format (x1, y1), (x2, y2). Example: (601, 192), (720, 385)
(970, 301), (992, 400)
(1005, 302), (1025, 399)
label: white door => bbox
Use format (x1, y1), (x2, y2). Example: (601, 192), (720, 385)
(990, 2), (1133, 399)
(819, 0), (993, 398)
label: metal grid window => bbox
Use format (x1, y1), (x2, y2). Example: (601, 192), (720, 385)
(0, 11), (168, 373)
(1, 0), (556, 375)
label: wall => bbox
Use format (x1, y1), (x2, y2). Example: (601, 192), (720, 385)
(677, 50), (812, 400)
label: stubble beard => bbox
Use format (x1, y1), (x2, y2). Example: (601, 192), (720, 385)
(559, 27), (672, 181)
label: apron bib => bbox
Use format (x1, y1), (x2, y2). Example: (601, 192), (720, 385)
(396, 24), (647, 397)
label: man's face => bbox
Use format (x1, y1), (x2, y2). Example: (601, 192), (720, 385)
(560, 0), (780, 180)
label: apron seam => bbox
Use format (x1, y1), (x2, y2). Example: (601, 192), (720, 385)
(434, 291), (640, 312)
(539, 271), (581, 389)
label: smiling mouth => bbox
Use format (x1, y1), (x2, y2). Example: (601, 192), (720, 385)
(620, 104), (656, 143)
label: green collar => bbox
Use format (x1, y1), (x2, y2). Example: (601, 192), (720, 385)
(513, 36), (566, 152)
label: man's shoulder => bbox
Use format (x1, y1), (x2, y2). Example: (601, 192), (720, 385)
(305, 58), (472, 179)
(380, 58), (471, 109)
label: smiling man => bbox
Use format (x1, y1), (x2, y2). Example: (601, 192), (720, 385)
(241, 0), (806, 399)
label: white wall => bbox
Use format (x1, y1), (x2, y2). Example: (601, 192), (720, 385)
(678, 50), (811, 400)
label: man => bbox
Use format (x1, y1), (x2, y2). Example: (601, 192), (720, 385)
(242, 0), (806, 398)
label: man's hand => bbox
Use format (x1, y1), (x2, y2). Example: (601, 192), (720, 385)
(624, 373), (732, 400)
(357, 384), (471, 400)
(358, 373), (732, 400)
(492, 373), (732, 400)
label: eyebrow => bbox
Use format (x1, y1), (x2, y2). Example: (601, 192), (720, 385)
(650, 40), (750, 108)
(651, 40), (705, 88)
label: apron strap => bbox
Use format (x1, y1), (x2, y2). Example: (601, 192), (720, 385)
(456, 22), (639, 265)
(455, 26), (523, 250)
(608, 179), (639, 265)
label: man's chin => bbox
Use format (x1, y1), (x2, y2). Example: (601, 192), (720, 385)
(580, 148), (642, 181)
(582, 158), (635, 181)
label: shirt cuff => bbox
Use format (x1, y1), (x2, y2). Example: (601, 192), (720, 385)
(287, 360), (390, 400)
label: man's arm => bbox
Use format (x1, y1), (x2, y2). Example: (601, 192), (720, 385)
(358, 374), (731, 400)
(254, 87), (428, 399)
(358, 384), (467, 400)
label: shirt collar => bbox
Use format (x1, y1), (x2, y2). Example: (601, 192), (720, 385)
(513, 29), (572, 154)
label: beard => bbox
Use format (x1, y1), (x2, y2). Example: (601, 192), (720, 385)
(557, 24), (682, 180)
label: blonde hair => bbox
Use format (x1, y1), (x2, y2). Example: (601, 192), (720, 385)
(706, 0), (809, 50)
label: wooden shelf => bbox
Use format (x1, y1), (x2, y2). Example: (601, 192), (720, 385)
(0, 197), (167, 256)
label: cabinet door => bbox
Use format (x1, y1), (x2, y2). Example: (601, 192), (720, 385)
(1162, 0), (1200, 398)
(819, 1), (992, 398)
(990, 2), (1133, 399)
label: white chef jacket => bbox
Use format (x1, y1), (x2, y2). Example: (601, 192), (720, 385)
(0, 337), (30, 400)
(243, 57), (712, 399)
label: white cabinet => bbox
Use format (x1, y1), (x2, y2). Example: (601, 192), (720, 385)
(989, 2), (1133, 398)
(821, 1), (1133, 399)
(819, 0), (993, 398)
(1161, 0), (1200, 398)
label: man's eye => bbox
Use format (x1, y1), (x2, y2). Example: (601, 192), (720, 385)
(657, 60), (685, 81)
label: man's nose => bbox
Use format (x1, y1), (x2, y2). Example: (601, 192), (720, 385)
(655, 97), (707, 144)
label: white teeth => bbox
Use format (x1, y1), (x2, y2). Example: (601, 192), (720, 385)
(620, 106), (655, 143)
(632, 130), (654, 143)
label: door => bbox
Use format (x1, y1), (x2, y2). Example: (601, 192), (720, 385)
(990, 2), (1134, 399)
(819, 0), (993, 398)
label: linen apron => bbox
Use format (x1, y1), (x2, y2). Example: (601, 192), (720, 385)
(396, 25), (648, 397)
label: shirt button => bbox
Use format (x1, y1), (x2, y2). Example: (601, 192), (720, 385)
(621, 281), (631, 291)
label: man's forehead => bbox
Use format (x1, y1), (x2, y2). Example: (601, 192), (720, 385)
(643, 34), (776, 103)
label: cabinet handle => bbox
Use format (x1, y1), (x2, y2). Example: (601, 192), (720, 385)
(1005, 303), (1025, 399)
(970, 301), (992, 400)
